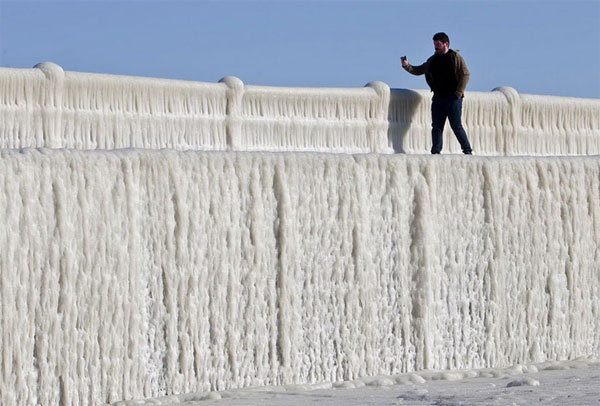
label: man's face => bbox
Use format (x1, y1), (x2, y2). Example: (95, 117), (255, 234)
(434, 40), (449, 54)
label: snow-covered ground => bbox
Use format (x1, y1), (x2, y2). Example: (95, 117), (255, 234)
(116, 359), (600, 405)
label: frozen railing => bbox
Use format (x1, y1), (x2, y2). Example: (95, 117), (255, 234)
(389, 87), (600, 155)
(237, 81), (389, 153)
(0, 62), (598, 154)
(389, 88), (514, 154)
(0, 63), (228, 150)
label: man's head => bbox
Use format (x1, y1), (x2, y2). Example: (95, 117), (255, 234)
(433, 32), (450, 54)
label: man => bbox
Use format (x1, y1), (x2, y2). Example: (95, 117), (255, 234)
(401, 32), (472, 154)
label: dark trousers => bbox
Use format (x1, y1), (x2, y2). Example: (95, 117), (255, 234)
(431, 95), (472, 154)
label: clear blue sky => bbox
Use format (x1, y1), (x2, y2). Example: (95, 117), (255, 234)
(1, 0), (599, 98)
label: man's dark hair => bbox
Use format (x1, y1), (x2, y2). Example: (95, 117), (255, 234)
(433, 32), (450, 44)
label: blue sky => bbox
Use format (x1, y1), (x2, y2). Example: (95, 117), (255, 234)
(1, 0), (599, 98)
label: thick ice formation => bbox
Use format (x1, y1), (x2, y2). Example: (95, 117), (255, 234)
(1, 64), (599, 405)
(1, 150), (599, 405)
(1, 63), (599, 154)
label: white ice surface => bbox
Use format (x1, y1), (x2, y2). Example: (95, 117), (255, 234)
(113, 359), (600, 405)
(1, 149), (599, 405)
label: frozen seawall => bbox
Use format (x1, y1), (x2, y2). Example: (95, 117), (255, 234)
(1, 150), (599, 405)
(1, 63), (599, 155)
(0, 64), (599, 405)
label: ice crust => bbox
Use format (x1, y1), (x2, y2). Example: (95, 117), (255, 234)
(1, 64), (600, 405)
(112, 358), (600, 405)
(1, 149), (599, 405)
(1, 64), (599, 154)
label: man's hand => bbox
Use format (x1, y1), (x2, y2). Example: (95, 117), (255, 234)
(401, 56), (409, 67)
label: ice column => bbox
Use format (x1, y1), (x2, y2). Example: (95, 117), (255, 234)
(219, 76), (244, 150)
(492, 86), (521, 154)
(365, 81), (391, 153)
(33, 62), (65, 148)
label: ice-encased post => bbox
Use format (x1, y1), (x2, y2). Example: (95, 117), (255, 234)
(33, 62), (64, 148)
(219, 76), (244, 151)
(492, 86), (521, 155)
(365, 81), (391, 153)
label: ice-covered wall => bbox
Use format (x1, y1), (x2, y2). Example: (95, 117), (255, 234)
(1, 64), (599, 405)
(1, 63), (599, 154)
(1, 149), (599, 405)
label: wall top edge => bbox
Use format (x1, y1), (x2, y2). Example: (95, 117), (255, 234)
(244, 84), (377, 96)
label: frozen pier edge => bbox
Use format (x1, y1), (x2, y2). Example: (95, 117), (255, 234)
(0, 64), (599, 405)
(1, 62), (599, 155)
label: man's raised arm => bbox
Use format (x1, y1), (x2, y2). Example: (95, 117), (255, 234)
(401, 56), (428, 75)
